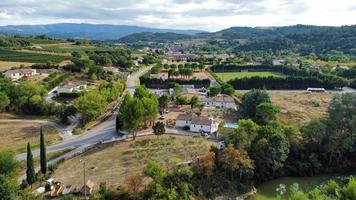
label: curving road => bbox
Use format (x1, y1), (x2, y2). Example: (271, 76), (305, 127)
(16, 65), (153, 161)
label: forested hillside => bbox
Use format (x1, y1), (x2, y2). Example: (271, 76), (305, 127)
(234, 25), (356, 55)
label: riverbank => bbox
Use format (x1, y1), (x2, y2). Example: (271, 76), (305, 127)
(249, 173), (355, 200)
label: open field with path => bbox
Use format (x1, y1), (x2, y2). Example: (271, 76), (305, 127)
(216, 71), (284, 82)
(52, 135), (215, 186)
(0, 120), (62, 153)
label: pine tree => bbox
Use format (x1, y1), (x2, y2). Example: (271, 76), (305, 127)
(40, 127), (47, 174)
(26, 143), (36, 186)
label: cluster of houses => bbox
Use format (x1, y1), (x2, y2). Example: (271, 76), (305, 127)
(4, 68), (56, 80)
(165, 51), (199, 62)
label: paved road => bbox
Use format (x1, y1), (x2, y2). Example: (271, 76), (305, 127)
(16, 65), (152, 161)
(127, 65), (153, 95)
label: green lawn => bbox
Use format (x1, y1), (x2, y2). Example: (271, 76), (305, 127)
(216, 71), (284, 82)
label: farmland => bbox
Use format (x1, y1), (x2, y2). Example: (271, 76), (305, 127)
(0, 49), (69, 63)
(52, 135), (215, 186)
(216, 71), (284, 82)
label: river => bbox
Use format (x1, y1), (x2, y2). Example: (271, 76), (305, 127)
(249, 174), (354, 200)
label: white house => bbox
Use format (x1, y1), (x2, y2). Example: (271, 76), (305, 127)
(57, 82), (87, 94)
(4, 69), (36, 80)
(175, 113), (218, 133)
(103, 66), (119, 74)
(201, 95), (236, 110)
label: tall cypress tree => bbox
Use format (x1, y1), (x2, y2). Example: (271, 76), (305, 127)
(26, 142), (36, 185)
(40, 127), (47, 174)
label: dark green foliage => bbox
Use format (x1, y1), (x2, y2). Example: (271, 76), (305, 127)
(158, 93), (170, 112)
(0, 151), (19, 177)
(249, 126), (290, 182)
(150, 64), (163, 74)
(40, 127), (47, 174)
(0, 175), (18, 200)
(26, 143), (36, 185)
(58, 91), (84, 98)
(255, 103), (279, 125)
(228, 76), (347, 90)
(87, 49), (134, 68)
(153, 122), (165, 137)
(350, 79), (356, 89)
(115, 114), (123, 133)
(241, 89), (271, 120)
(208, 86), (221, 96)
(221, 83), (235, 96)
(140, 76), (210, 89)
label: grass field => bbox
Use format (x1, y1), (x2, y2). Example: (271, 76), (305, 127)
(216, 71), (284, 82)
(0, 61), (35, 71)
(0, 49), (69, 63)
(0, 121), (62, 153)
(52, 135), (215, 186)
(270, 92), (333, 127)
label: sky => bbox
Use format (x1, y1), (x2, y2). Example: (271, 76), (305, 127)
(0, 0), (355, 31)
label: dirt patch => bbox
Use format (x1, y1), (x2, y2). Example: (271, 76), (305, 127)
(270, 92), (333, 128)
(0, 121), (62, 153)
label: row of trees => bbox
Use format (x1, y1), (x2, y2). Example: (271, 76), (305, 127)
(140, 76), (210, 89)
(228, 76), (347, 90)
(163, 62), (205, 71)
(168, 68), (193, 79)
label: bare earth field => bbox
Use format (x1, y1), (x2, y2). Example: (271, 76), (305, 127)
(52, 135), (215, 187)
(0, 121), (62, 153)
(270, 92), (333, 127)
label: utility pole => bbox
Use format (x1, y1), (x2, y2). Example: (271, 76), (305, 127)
(80, 159), (87, 199)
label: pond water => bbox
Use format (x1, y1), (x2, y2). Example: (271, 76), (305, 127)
(249, 174), (354, 200)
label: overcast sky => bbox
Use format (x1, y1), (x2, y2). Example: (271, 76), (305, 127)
(0, 0), (355, 31)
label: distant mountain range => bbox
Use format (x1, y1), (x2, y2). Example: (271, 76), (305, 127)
(0, 23), (205, 40)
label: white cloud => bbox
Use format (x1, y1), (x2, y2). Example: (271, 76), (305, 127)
(0, 0), (355, 31)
